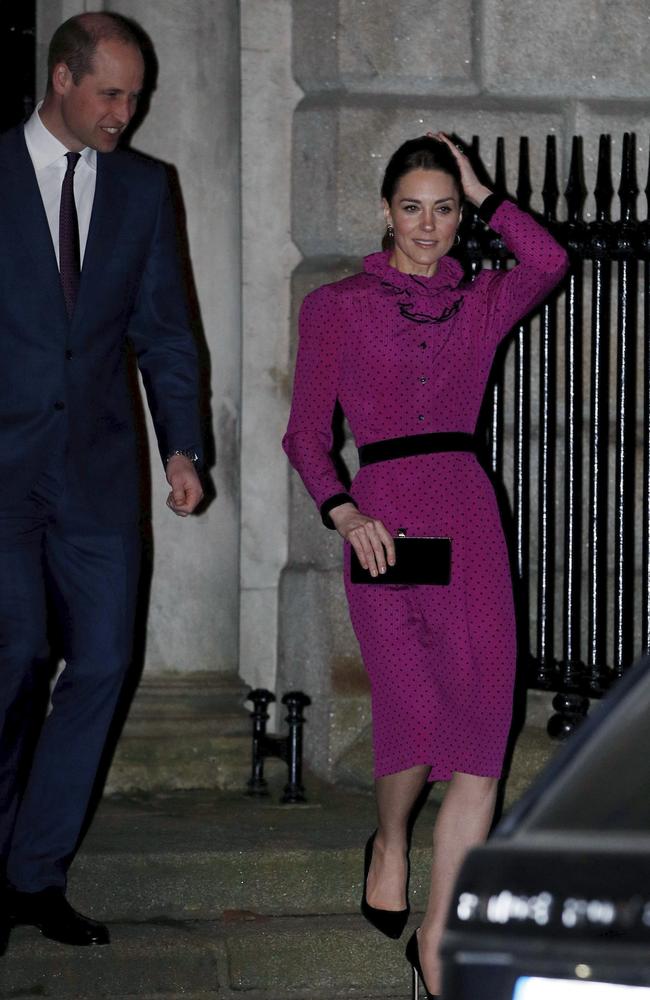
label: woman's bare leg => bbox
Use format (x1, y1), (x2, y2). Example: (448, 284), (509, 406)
(365, 764), (430, 910)
(417, 772), (498, 994)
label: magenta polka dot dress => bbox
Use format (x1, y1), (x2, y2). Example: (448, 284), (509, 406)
(283, 199), (568, 781)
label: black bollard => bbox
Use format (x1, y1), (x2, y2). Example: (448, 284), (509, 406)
(281, 691), (311, 803)
(245, 688), (311, 802)
(246, 688), (276, 796)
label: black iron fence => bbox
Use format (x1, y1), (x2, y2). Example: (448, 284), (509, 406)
(465, 133), (648, 736)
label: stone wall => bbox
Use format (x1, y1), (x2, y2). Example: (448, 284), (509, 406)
(277, 0), (650, 777)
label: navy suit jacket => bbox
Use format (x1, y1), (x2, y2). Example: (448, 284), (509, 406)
(0, 125), (201, 524)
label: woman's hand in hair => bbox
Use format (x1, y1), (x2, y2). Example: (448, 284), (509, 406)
(428, 131), (493, 208)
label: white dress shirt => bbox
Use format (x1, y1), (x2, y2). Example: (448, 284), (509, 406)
(23, 102), (97, 268)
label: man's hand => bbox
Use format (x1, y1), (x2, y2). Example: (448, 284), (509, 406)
(329, 502), (396, 578)
(165, 455), (204, 516)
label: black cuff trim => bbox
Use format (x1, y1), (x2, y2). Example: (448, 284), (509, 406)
(320, 493), (357, 530)
(478, 193), (505, 225)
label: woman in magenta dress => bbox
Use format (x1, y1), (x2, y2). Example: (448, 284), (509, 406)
(283, 133), (568, 997)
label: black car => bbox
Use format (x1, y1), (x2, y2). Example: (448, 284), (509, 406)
(441, 656), (650, 999)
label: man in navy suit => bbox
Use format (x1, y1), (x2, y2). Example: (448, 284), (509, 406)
(0, 12), (204, 948)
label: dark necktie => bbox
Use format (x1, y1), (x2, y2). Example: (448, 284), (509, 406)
(59, 151), (81, 318)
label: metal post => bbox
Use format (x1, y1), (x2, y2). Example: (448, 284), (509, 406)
(643, 148), (650, 651)
(280, 692), (311, 804)
(587, 134), (613, 692)
(561, 136), (586, 688)
(535, 136), (559, 691)
(613, 133), (639, 678)
(246, 688), (275, 796)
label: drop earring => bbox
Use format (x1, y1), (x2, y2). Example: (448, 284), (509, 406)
(382, 224), (395, 252)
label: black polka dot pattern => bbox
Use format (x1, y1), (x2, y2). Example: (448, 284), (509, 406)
(283, 201), (568, 781)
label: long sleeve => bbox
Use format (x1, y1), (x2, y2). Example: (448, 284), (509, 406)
(282, 284), (354, 523)
(127, 166), (202, 465)
(475, 198), (569, 354)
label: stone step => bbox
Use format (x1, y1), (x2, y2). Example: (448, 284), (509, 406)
(69, 781), (436, 922)
(7, 990), (410, 1000)
(1, 916), (414, 999)
(105, 672), (255, 794)
(223, 913), (414, 997)
(72, 706), (556, 925)
(105, 732), (253, 794)
(0, 923), (218, 999)
(121, 672), (252, 726)
(5, 738), (549, 999)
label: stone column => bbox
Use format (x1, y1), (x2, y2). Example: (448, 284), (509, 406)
(37, 0), (243, 676)
(239, 0), (302, 698)
(107, 0), (242, 674)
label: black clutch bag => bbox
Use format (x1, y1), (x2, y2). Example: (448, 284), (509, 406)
(350, 535), (451, 585)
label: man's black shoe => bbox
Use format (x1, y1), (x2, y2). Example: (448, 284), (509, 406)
(9, 887), (110, 946)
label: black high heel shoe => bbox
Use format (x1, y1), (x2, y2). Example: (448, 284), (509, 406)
(405, 929), (440, 1000)
(360, 830), (410, 939)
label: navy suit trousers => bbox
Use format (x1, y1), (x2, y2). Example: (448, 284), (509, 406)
(0, 457), (141, 892)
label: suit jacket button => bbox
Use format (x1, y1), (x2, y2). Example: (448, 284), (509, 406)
(54, 401), (65, 410)
(65, 350), (73, 360)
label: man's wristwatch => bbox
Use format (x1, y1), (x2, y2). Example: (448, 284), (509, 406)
(165, 448), (199, 465)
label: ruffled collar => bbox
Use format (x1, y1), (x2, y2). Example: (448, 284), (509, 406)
(363, 250), (465, 324)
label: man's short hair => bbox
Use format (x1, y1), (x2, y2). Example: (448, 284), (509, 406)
(47, 12), (142, 89)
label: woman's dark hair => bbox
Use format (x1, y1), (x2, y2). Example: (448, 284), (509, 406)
(381, 136), (463, 205)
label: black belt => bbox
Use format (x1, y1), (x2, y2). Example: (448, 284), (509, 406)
(358, 432), (478, 468)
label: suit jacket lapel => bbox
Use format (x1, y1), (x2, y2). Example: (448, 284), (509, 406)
(74, 153), (129, 330)
(0, 127), (68, 322)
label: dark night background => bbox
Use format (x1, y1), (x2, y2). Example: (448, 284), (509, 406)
(1, 1), (35, 132)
